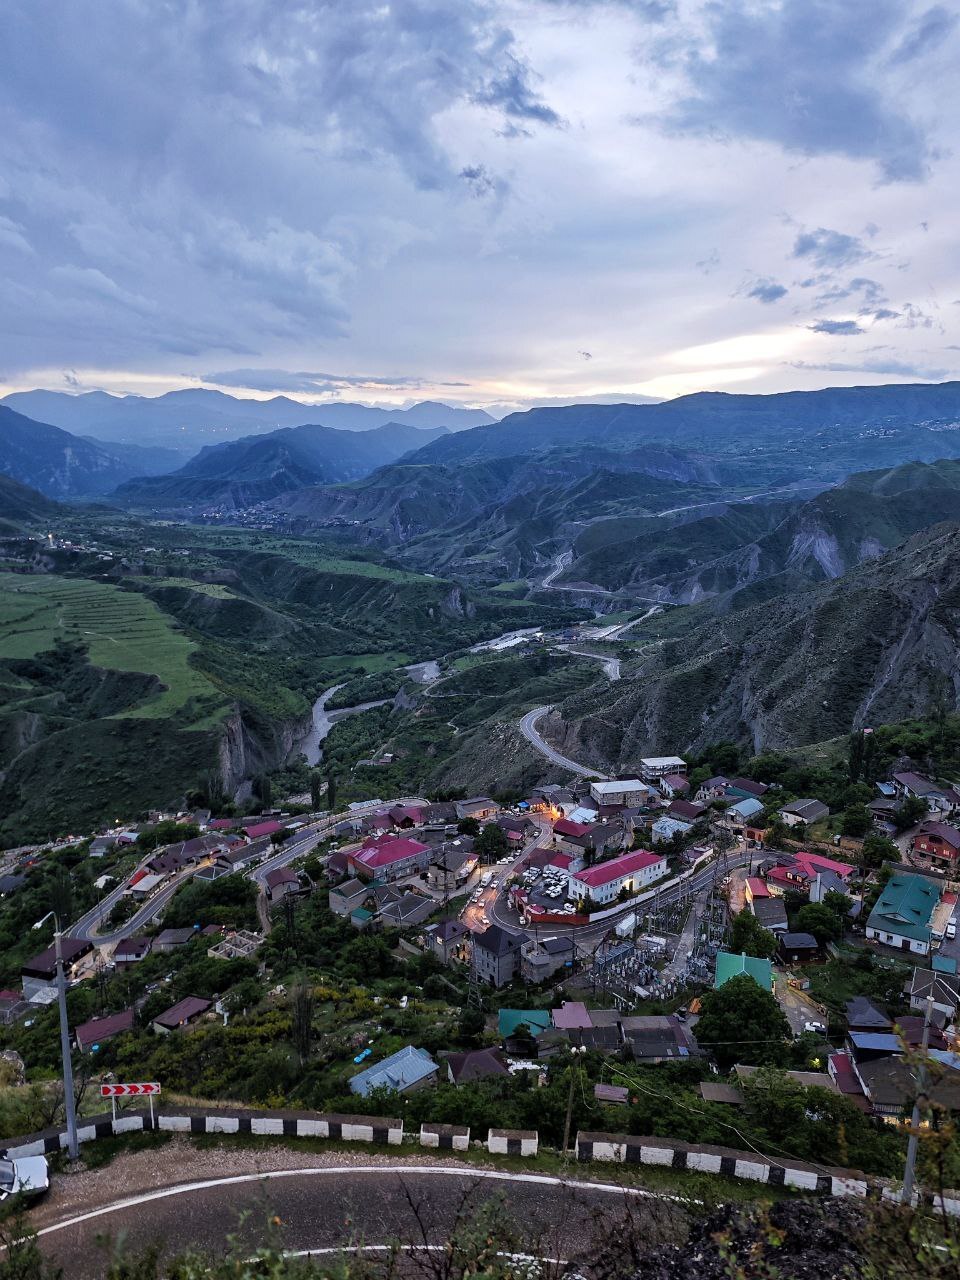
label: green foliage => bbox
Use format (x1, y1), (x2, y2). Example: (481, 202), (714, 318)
(796, 901), (844, 945)
(729, 910), (777, 959)
(136, 820), (200, 851)
(862, 831), (899, 868)
(841, 805), (871, 837)
(696, 975), (790, 1070)
(162, 874), (258, 931)
(475, 823), (509, 863)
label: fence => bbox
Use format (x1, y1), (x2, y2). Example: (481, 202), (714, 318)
(2, 1109), (955, 1211)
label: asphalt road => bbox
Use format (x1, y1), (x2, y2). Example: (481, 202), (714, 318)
(517, 707), (609, 778)
(36, 1166), (665, 1278)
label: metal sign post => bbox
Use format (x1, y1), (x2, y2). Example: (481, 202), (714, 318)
(100, 1082), (161, 1127)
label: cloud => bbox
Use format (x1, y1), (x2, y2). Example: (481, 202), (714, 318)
(746, 279), (788, 304)
(650, 0), (934, 181)
(809, 319), (865, 335)
(792, 228), (871, 269)
(888, 5), (958, 64)
(203, 369), (458, 396)
(791, 358), (950, 381)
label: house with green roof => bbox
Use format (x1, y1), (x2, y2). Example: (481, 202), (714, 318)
(714, 951), (773, 992)
(497, 1008), (553, 1039)
(866, 872), (940, 956)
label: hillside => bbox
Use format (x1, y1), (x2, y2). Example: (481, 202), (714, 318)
(551, 521), (960, 766)
(566, 457), (960, 604)
(1, 388), (495, 450)
(270, 445), (738, 582)
(0, 405), (181, 498)
(0, 474), (61, 530)
(406, 381), (960, 484)
(112, 421), (449, 511)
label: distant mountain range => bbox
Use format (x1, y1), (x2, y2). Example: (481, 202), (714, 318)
(406, 381), (960, 483)
(0, 388), (496, 451)
(552, 519), (960, 763)
(112, 421), (450, 511)
(0, 405), (182, 499)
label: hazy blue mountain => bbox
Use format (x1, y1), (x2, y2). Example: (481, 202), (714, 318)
(112, 420), (449, 511)
(0, 406), (179, 499)
(0, 472), (62, 529)
(1, 388), (496, 450)
(407, 381), (960, 483)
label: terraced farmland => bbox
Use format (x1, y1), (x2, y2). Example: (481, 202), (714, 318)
(0, 573), (226, 722)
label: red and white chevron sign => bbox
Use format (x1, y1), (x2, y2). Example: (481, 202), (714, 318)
(100, 1082), (161, 1097)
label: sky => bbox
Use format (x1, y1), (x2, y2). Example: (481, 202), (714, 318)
(1, 0), (959, 413)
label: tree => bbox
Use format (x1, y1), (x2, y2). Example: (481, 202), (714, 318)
(290, 982), (315, 1067)
(861, 831), (899, 869)
(847, 730), (865, 784)
(325, 772), (337, 813)
(695, 975), (790, 1070)
(457, 1005), (486, 1045)
(796, 901), (844, 946)
(840, 805), (871, 838)
(256, 773), (273, 809)
(893, 794), (928, 833)
(475, 823), (509, 863)
(457, 816), (481, 836)
(309, 772), (324, 810)
(729, 909), (777, 959)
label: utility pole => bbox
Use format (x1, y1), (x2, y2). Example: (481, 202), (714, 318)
(902, 993), (936, 1206)
(34, 912), (79, 1162)
(562, 1045), (586, 1154)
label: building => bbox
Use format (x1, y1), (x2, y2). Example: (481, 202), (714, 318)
(455, 797), (498, 822)
(892, 771), (960, 815)
(75, 1008), (135, 1052)
(424, 919), (470, 965)
(349, 1045), (438, 1096)
(668, 799), (706, 822)
(207, 929), (261, 960)
(151, 996), (212, 1034)
(445, 1047), (509, 1085)
(128, 872), (165, 898)
(723, 797), (765, 831)
(426, 841), (477, 892)
(777, 932), (820, 964)
(329, 878), (370, 917)
(651, 816), (692, 844)
(751, 897), (788, 932)
(659, 774), (690, 799)
(621, 1015), (699, 1064)
(112, 936), (153, 969)
(865, 872), (940, 956)
(379, 892), (435, 928)
(909, 966), (960, 1020)
(725, 778), (770, 801)
(912, 821), (960, 866)
(472, 924), (526, 987)
(265, 867), (300, 900)
(779, 799), (830, 827)
(497, 1008), (553, 1039)
(21, 938), (93, 1000)
(569, 850), (668, 906)
(639, 756), (687, 782)
(348, 835), (432, 882)
(520, 935), (574, 983)
(589, 779), (647, 808)
(153, 927), (197, 952)
(696, 776), (730, 802)
(242, 819), (287, 840)
(714, 952), (773, 992)
(744, 877), (769, 905)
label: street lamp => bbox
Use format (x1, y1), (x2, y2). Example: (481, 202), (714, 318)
(33, 911), (79, 1161)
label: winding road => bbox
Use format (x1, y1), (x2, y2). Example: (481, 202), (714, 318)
(517, 706), (608, 778)
(35, 1164), (662, 1279)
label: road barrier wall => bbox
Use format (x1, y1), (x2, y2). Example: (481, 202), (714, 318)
(2, 1112), (952, 1210)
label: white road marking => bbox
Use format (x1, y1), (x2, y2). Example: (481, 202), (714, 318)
(36, 1164), (657, 1238)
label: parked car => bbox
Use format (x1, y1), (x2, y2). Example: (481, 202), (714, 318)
(803, 1021), (827, 1035)
(0, 1154), (48, 1202)
(948, 921), (957, 941)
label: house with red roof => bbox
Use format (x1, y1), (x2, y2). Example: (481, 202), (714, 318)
(659, 774), (690, 799)
(348, 835), (432, 882)
(242, 819), (286, 840)
(569, 849), (668, 906)
(744, 877), (770, 904)
(552, 818), (592, 855)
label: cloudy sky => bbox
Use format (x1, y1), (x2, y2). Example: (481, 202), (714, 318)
(1, 0), (959, 411)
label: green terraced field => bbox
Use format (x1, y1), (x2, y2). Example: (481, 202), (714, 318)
(0, 574), (226, 722)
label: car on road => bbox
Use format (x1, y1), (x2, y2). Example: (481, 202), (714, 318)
(803, 1020), (827, 1035)
(948, 921), (957, 940)
(0, 1154), (48, 1202)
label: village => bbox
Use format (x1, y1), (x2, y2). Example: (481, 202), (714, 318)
(0, 741), (958, 1162)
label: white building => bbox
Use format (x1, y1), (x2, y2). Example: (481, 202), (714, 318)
(639, 756), (687, 783)
(569, 850), (668, 906)
(589, 779), (648, 807)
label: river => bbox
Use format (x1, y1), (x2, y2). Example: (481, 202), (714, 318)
(298, 684), (394, 766)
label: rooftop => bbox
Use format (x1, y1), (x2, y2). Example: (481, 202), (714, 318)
(714, 952), (773, 992)
(573, 849), (663, 888)
(866, 872), (940, 943)
(350, 1045), (438, 1096)
(153, 996), (212, 1028)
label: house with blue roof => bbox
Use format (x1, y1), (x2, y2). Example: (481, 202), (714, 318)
(349, 1045), (438, 1097)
